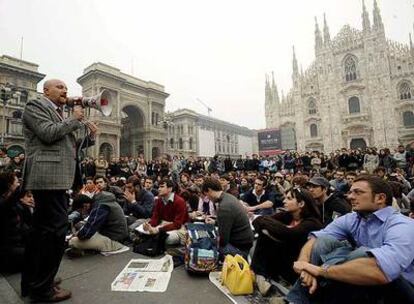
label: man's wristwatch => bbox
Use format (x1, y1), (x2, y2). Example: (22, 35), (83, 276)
(131, 200), (137, 205)
(321, 264), (330, 278)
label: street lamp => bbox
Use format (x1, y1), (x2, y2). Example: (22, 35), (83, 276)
(0, 84), (21, 149)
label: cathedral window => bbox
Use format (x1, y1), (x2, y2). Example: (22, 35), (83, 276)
(348, 97), (361, 114)
(403, 111), (414, 127)
(344, 55), (358, 82)
(179, 138), (183, 150)
(170, 138), (174, 149)
(308, 99), (317, 115)
(399, 82), (412, 100)
(189, 138), (193, 150)
(310, 124), (318, 138)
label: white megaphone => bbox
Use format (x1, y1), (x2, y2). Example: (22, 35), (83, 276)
(67, 89), (113, 117)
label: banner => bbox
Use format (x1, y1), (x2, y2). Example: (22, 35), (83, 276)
(258, 129), (282, 151)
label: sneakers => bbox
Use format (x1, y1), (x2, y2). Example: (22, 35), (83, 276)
(256, 274), (272, 296)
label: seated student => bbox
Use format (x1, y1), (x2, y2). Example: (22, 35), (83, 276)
(305, 177), (351, 226)
(202, 177), (254, 259)
(239, 177), (252, 198)
(94, 175), (127, 208)
(179, 172), (193, 190)
(0, 172), (31, 273)
(123, 175), (154, 230)
(241, 176), (274, 216)
(68, 194), (94, 231)
(251, 187), (322, 295)
(144, 179), (188, 245)
(183, 185), (217, 221)
(285, 175), (414, 304)
(143, 176), (158, 197)
(219, 174), (239, 198)
(329, 168), (348, 194)
(79, 176), (97, 198)
(67, 190), (128, 256)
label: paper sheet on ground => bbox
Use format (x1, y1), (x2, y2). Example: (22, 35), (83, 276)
(111, 255), (173, 292)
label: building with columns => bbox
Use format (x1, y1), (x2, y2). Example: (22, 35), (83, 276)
(265, 0), (414, 152)
(165, 108), (257, 158)
(77, 62), (169, 160)
(0, 55), (45, 155)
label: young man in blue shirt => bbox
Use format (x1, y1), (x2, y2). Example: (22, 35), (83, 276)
(286, 175), (414, 304)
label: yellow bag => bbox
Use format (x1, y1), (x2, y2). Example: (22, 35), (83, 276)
(221, 254), (253, 295)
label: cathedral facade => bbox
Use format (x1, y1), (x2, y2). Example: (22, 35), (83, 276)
(265, 0), (414, 152)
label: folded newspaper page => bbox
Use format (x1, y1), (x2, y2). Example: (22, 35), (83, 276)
(111, 255), (173, 292)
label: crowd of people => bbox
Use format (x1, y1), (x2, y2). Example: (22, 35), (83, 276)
(4, 77), (413, 303)
(1, 145), (414, 303)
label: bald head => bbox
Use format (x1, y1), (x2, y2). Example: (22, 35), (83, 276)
(43, 79), (64, 90)
(43, 79), (68, 105)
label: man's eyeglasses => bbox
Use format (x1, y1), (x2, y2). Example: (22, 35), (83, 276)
(254, 182), (264, 186)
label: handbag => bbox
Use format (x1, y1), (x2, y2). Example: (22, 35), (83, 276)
(133, 231), (167, 257)
(221, 254), (253, 295)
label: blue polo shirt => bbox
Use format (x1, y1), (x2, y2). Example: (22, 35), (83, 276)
(311, 207), (414, 283)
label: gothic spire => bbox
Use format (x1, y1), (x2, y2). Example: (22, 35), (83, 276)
(271, 71), (279, 104)
(292, 46), (299, 76)
(410, 33), (414, 57)
(323, 13), (331, 44)
(361, 0), (371, 33)
(265, 74), (271, 103)
(372, 0), (384, 32)
(314, 17), (323, 53)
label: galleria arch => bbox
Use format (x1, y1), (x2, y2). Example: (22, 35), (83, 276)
(77, 62), (169, 160)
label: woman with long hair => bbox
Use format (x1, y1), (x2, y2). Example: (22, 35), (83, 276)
(251, 187), (323, 294)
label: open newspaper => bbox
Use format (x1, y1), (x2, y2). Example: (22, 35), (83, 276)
(111, 255), (173, 292)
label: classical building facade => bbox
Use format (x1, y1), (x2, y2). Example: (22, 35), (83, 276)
(265, 1), (414, 152)
(165, 108), (257, 158)
(77, 62), (169, 160)
(0, 55), (45, 155)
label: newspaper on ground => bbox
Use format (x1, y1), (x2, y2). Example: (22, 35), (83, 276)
(111, 254), (174, 292)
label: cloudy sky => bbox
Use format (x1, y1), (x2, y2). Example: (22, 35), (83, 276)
(1, 0), (413, 129)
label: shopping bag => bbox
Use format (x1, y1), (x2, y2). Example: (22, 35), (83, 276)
(221, 254), (253, 295)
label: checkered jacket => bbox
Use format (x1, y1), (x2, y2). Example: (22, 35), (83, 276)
(22, 96), (83, 190)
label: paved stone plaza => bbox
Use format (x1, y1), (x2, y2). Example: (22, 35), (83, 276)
(1, 250), (230, 304)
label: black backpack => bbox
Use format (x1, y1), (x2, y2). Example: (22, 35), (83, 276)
(133, 231), (168, 257)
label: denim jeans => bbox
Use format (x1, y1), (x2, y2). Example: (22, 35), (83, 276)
(286, 236), (414, 304)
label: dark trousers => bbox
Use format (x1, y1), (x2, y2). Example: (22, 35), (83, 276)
(21, 190), (68, 298)
(251, 234), (298, 284)
(0, 247), (25, 273)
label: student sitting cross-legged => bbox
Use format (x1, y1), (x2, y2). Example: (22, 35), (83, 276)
(66, 190), (128, 257)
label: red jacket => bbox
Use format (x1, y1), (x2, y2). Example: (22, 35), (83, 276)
(149, 194), (188, 232)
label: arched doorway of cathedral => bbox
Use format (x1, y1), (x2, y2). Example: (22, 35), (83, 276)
(99, 143), (113, 161)
(120, 105), (145, 157)
(350, 138), (367, 150)
(152, 147), (160, 160)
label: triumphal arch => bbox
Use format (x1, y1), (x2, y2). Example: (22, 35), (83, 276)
(77, 62), (169, 160)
